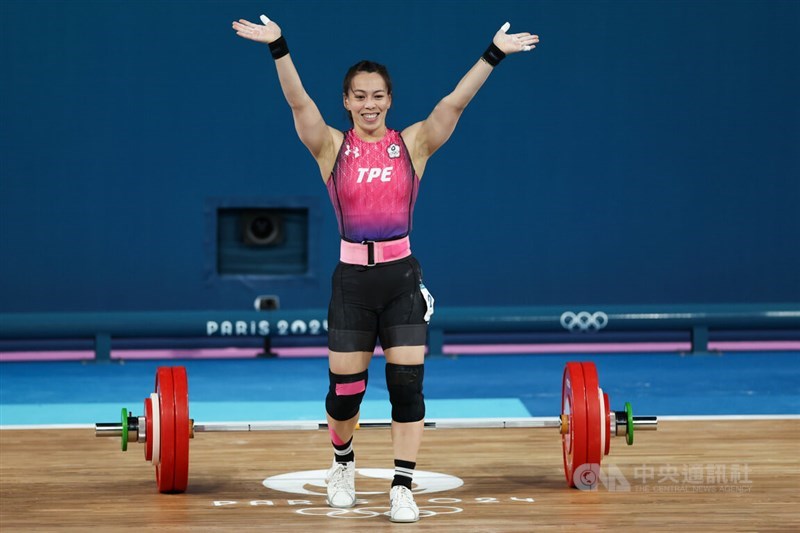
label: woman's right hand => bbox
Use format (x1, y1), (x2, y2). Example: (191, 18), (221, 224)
(492, 22), (538, 55)
(232, 14), (282, 44)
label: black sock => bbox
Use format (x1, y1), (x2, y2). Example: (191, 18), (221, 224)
(392, 459), (416, 489)
(333, 437), (354, 464)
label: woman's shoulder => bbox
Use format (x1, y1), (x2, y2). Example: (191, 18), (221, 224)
(399, 122), (422, 145)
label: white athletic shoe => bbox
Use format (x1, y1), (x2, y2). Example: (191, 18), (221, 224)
(389, 485), (420, 523)
(325, 461), (356, 508)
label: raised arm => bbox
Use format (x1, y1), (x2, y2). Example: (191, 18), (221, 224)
(403, 22), (539, 177)
(232, 15), (340, 179)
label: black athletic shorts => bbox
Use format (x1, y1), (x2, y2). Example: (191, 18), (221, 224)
(327, 256), (433, 352)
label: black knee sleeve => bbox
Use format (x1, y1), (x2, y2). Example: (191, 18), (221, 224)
(325, 370), (368, 421)
(385, 363), (425, 423)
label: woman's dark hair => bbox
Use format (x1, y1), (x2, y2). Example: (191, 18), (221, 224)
(343, 60), (392, 96)
(342, 60), (392, 125)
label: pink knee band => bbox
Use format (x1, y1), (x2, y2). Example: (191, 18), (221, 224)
(336, 379), (366, 396)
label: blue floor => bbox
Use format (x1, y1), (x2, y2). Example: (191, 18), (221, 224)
(1, 351), (798, 426)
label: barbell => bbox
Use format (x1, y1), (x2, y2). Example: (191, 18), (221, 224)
(95, 361), (657, 492)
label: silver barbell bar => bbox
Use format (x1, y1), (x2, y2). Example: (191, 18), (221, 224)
(97, 415), (657, 440)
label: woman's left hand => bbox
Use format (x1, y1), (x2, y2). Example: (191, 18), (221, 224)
(492, 22), (539, 55)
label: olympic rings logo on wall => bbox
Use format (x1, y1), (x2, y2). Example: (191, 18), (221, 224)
(560, 311), (609, 332)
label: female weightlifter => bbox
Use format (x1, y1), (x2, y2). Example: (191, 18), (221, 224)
(232, 13), (538, 522)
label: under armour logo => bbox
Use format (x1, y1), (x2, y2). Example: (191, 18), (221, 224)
(344, 144), (360, 158)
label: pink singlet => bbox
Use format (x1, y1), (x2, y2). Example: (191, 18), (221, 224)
(327, 129), (419, 243)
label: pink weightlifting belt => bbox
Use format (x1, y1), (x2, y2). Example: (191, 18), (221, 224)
(340, 236), (411, 266)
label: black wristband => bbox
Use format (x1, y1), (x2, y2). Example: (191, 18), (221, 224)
(481, 42), (506, 67)
(268, 36), (289, 60)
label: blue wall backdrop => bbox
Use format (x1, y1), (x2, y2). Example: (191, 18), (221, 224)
(1, 0), (798, 312)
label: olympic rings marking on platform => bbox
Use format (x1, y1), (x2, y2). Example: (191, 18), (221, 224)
(296, 506), (463, 519)
(560, 311), (609, 332)
(263, 468), (463, 496)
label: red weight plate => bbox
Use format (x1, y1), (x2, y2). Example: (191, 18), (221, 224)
(581, 362), (603, 472)
(144, 397), (153, 462)
(171, 366), (190, 493)
(155, 367), (176, 493)
(603, 392), (611, 456)
(561, 362), (587, 487)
